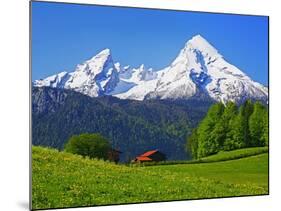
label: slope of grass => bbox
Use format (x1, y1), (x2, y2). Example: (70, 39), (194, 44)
(32, 146), (268, 210)
(134, 146), (268, 166)
(148, 153), (268, 189)
(199, 146), (269, 163)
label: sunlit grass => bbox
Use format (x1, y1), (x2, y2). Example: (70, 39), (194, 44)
(199, 147), (268, 163)
(32, 146), (268, 210)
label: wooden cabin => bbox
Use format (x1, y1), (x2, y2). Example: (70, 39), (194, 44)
(108, 149), (122, 163)
(133, 149), (166, 163)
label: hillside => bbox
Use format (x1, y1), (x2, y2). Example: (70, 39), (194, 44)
(32, 87), (212, 161)
(32, 146), (268, 210)
(198, 147), (269, 163)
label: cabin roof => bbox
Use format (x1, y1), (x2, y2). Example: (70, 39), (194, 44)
(139, 149), (158, 157)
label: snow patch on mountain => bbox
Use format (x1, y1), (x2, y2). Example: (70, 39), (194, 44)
(34, 71), (70, 88)
(35, 48), (120, 97)
(34, 35), (268, 104)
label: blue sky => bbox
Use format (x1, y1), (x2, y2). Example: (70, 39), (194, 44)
(32, 1), (268, 85)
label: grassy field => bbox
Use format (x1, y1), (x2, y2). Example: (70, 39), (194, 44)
(132, 146), (268, 166)
(32, 146), (268, 210)
(198, 147), (269, 163)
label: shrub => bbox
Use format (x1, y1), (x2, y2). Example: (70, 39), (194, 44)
(64, 133), (110, 160)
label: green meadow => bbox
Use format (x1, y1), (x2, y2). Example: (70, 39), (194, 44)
(32, 146), (268, 210)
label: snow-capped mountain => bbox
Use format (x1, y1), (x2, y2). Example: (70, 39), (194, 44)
(35, 49), (119, 97)
(34, 35), (268, 104)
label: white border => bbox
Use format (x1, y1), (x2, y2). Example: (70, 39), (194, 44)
(0, 0), (280, 211)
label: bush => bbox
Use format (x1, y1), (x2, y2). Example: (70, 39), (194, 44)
(64, 133), (110, 160)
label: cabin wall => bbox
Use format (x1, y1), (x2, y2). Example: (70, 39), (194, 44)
(149, 152), (166, 162)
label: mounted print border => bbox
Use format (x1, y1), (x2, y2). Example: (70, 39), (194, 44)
(30, 1), (269, 210)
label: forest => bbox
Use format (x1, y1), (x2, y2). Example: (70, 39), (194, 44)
(187, 100), (268, 159)
(32, 86), (212, 161)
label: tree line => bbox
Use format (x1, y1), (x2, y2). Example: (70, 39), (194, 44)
(187, 100), (268, 159)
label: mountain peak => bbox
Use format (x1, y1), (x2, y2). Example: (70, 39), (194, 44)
(34, 35), (268, 104)
(89, 48), (111, 61)
(185, 34), (219, 57)
(171, 35), (220, 67)
(98, 48), (111, 55)
(190, 34), (206, 42)
(138, 64), (145, 70)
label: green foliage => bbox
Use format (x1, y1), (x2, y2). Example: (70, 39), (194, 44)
(138, 146), (268, 166)
(32, 146), (268, 210)
(187, 100), (268, 159)
(64, 133), (110, 160)
(224, 113), (245, 151)
(197, 103), (225, 158)
(218, 103), (237, 142)
(249, 102), (268, 146)
(224, 100), (254, 150)
(199, 146), (268, 163)
(239, 100), (254, 146)
(32, 87), (211, 161)
(262, 112), (269, 146)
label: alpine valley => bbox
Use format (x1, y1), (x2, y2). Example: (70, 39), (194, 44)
(32, 35), (268, 161)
